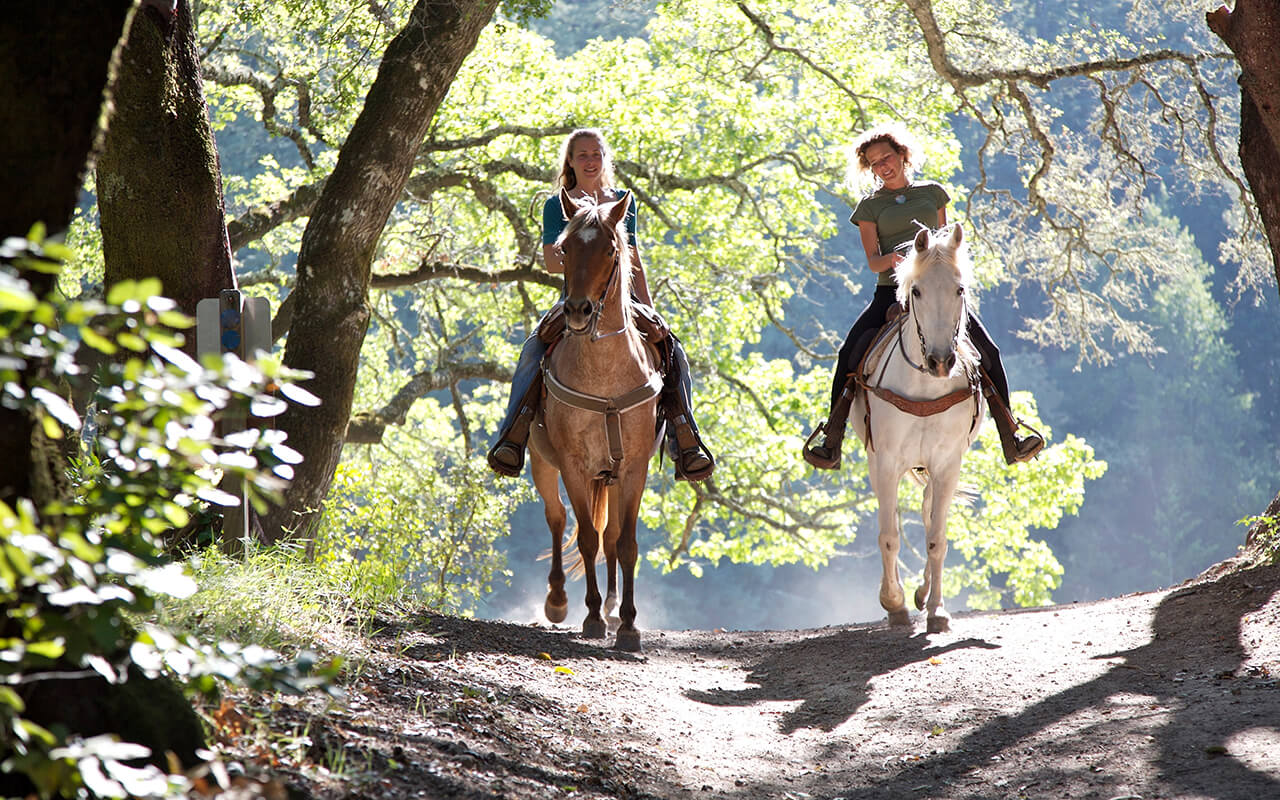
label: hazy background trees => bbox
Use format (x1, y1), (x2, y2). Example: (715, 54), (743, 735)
(60, 0), (1276, 629)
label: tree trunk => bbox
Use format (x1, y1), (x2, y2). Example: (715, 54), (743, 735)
(1207, 0), (1280, 287)
(98, 0), (236, 322)
(1207, 2), (1280, 540)
(0, 2), (132, 506)
(0, 2), (132, 242)
(261, 0), (500, 541)
(0, 5), (208, 791)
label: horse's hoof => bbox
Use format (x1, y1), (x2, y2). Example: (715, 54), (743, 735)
(544, 599), (568, 624)
(926, 615), (951, 634)
(887, 609), (912, 627)
(914, 584), (928, 611)
(582, 617), (607, 639)
(614, 628), (642, 652)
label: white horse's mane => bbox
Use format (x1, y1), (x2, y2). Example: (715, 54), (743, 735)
(894, 223), (973, 304)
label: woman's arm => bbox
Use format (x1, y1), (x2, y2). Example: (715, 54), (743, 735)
(543, 243), (564, 274)
(629, 244), (654, 307)
(858, 221), (902, 274)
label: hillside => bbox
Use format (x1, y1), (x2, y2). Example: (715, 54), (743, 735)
(204, 547), (1279, 800)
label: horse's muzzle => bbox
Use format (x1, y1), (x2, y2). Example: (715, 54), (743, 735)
(564, 297), (593, 333)
(926, 351), (957, 377)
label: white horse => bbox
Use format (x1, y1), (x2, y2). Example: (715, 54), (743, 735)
(851, 224), (985, 634)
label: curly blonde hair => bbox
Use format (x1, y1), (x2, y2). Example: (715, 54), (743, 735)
(847, 123), (924, 189)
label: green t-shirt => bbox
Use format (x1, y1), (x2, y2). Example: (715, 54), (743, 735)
(849, 181), (950, 286)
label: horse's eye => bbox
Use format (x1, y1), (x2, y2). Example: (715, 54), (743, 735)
(911, 286), (921, 298)
(957, 286), (965, 296)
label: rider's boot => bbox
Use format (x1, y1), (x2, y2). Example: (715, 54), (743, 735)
(803, 381), (855, 470)
(668, 411), (714, 482)
(982, 376), (1044, 464)
(660, 361), (713, 482)
(487, 372), (543, 477)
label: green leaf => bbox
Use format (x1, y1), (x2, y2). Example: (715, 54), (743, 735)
(0, 685), (25, 712)
(116, 332), (148, 352)
(80, 326), (118, 354)
(37, 411), (63, 440)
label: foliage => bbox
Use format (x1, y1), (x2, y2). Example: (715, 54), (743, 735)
(940, 396), (1105, 608)
(0, 232), (336, 798)
(313, 447), (527, 614)
(1027, 207), (1271, 599)
(155, 542), (361, 655)
(1240, 514), (1280, 566)
(168, 0), (1116, 612)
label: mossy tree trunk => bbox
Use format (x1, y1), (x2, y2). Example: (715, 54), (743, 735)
(97, 0), (236, 323)
(261, 0), (501, 542)
(0, 3), (207, 791)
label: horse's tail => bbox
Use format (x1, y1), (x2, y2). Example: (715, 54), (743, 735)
(559, 479), (610, 580)
(910, 466), (978, 506)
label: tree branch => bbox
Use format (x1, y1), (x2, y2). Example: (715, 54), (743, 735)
(346, 359), (511, 444)
(201, 61), (318, 168)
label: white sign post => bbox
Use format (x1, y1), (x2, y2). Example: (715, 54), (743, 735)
(196, 289), (272, 552)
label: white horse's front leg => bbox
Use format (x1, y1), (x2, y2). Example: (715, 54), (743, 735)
(871, 458), (909, 626)
(921, 468), (960, 633)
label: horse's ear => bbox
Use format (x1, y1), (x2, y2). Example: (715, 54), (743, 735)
(914, 227), (931, 252)
(604, 190), (632, 229)
(949, 223), (963, 248)
(559, 186), (581, 218)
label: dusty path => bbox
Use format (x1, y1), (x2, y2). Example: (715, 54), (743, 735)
(228, 553), (1279, 800)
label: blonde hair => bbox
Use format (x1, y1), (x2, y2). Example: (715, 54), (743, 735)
(553, 128), (618, 191)
(847, 122), (924, 189)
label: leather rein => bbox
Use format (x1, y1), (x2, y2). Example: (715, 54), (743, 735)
(543, 220), (661, 483)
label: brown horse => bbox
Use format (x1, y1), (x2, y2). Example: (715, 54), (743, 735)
(527, 188), (663, 652)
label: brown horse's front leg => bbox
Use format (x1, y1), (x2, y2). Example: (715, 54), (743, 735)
(613, 478), (645, 652)
(603, 483), (621, 625)
(531, 455), (568, 623)
(577, 480), (608, 639)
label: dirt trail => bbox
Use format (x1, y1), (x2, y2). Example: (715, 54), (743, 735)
(226, 553), (1279, 800)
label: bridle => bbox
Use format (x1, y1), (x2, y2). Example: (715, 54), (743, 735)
(897, 285), (968, 378)
(857, 279), (980, 452)
(544, 217), (660, 484)
(565, 222), (628, 342)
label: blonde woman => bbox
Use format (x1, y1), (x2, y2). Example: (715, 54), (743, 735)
(803, 124), (1043, 469)
(488, 128), (714, 481)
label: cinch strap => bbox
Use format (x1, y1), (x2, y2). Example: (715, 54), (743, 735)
(542, 366), (663, 483)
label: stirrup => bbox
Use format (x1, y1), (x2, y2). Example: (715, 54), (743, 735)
(1013, 417), (1044, 460)
(674, 448), (714, 482)
(487, 440), (524, 477)
(802, 423), (841, 469)
(668, 416), (714, 482)
(1004, 419), (1045, 464)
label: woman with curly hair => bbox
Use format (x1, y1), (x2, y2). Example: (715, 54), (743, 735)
(802, 124), (1043, 469)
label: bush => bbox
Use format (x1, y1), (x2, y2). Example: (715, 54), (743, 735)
(0, 231), (336, 798)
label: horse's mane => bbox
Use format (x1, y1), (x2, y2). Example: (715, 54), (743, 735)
(895, 224), (979, 373)
(894, 224), (973, 300)
(558, 196), (635, 316)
